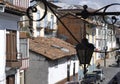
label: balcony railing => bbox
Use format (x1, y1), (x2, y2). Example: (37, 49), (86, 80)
(5, 0), (29, 8)
(6, 53), (22, 68)
(20, 58), (29, 70)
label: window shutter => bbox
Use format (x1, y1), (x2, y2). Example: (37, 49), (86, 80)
(6, 31), (17, 61)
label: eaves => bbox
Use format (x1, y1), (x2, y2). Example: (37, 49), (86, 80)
(0, 1), (26, 16)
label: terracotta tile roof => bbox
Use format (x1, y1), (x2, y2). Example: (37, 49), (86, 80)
(29, 37), (76, 60)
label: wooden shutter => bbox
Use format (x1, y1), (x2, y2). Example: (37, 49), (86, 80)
(6, 31), (17, 61)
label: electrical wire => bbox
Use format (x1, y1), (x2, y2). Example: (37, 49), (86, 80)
(45, 1), (80, 43)
(26, 1), (120, 44)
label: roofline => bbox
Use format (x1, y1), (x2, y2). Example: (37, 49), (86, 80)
(59, 13), (81, 19)
(5, 7), (25, 16)
(0, 1), (26, 16)
(48, 2), (61, 8)
(29, 49), (76, 60)
(58, 8), (82, 11)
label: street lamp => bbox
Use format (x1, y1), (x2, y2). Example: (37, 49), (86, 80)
(76, 4), (120, 67)
(27, 0), (120, 66)
(75, 38), (95, 77)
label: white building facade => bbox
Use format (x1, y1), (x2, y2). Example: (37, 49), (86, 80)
(48, 56), (79, 84)
(30, 1), (58, 37)
(0, 12), (21, 84)
(0, 0), (30, 84)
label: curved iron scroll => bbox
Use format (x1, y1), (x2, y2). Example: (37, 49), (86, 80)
(26, 1), (120, 43)
(76, 3), (120, 25)
(26, 0), (47, 21)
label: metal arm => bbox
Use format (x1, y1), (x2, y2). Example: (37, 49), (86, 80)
(76, 3), (120, 25)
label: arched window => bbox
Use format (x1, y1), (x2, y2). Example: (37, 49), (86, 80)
(36, 10), (41, 27)
(50, 15), (54, 29)
(44, 15), (48, 28)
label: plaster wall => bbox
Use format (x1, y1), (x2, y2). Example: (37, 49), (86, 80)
(25, 51), (48, 84)
(0, 30), (6, 84)
(0, 12), (21, 84)
(48, 57), (79, 84)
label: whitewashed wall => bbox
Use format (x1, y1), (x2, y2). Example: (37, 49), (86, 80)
(32, 3), (58, 37)
(16, 31), (20, 84)
(0, 12), (21, 84)
(48, 57), (79, 84)
(0, 30), (6, 84)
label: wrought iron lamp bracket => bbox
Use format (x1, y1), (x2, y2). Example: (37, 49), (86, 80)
(76, 3), (120, 25)
(26, 0), (47, 21)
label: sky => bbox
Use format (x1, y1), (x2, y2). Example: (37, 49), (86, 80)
(60, 0), (120, 11)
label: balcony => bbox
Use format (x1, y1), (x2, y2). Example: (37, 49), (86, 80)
(6, 53), (22, 68)
(0, 0), (28, 15)
(6, 60), (22, 68)
(20, 58), (29, 70)
(4, 0), (29, 9)
(45, 27), (55, 35)
(6, 31), (22, 68)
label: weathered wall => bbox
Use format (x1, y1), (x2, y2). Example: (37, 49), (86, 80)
(25, 51), (48, 84)
(57, 14), (84, 45)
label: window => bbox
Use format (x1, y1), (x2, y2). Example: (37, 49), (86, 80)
(102, 29), (106, 35)
(20, 39), (28, 58)
(36, 10), (41, 27)
(37, 29), (40, 36)
(98, 29), (101, 35)
(44, 15), (54, 35)
(50, 15), (54, 29)
(98, 40), (101, 47)
(44, 15), (48, 28)
(20, 38), (29, 69)
(102, 40), (105, 49)
(107, 30), (112, 42)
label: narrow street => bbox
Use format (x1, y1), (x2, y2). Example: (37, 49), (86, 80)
(100, 56), (120, 84)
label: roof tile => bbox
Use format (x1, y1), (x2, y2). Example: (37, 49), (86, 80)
(29, 37), (76, 60)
